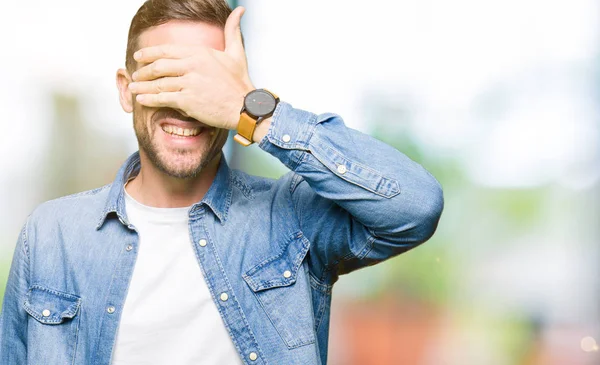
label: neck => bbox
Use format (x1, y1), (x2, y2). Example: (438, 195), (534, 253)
(125, 151), (221, 208)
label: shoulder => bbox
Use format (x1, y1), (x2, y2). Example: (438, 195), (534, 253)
(27, 184), (112, 231)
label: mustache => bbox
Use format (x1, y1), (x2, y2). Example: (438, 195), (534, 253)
(151, 108), (200, 124)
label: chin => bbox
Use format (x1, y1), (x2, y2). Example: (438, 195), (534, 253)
(149, 148), (206, 179)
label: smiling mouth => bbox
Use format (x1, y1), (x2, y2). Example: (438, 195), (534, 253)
(161, 124), (204, 137)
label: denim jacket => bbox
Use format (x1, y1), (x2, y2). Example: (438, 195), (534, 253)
(0, 102), (443, 365)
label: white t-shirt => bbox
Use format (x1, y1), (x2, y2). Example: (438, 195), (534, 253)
(110, 189), (243, 365)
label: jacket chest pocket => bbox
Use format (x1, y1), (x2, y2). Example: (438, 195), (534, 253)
(23, 285), (82, 364)
(243, 232), (316, 349)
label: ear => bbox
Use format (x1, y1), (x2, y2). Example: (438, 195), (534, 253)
(116, 68), (134, 113)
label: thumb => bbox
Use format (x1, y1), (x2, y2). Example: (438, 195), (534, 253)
(224, 6), (246, 59)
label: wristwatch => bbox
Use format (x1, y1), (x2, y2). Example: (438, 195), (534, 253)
(234, 89), (279, 146)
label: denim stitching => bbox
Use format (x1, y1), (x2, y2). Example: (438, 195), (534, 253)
(253, 288), (316, 349)
(199, 217), (268, 364)
(310, 135), (401, 198)
(91, 230), (130, 361)
(313, 289), (328, 333)
(231, 170), (254, 200)
(308, 272), (332, 294)
(23, 285), (81, 324)
(53, 184), (111, 202)
(70, 306), (81, 365)
(243, 232), (308, 291)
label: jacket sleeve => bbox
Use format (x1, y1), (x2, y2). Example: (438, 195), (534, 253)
(0, 221), (30, 363)
(259, 102), (444, 284)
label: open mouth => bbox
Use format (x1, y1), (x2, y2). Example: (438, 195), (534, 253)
(154, 109), (209, 139)
(161, 124), (204, 137)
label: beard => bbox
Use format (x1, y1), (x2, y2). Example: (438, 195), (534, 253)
(133, 107), (228, 179)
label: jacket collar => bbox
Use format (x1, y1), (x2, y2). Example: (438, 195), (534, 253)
(96, 151), (232, 229)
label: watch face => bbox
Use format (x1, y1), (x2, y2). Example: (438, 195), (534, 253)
(245, 89), (277, 117)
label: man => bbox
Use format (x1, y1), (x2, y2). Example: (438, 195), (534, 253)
(0, 0), (443, 364)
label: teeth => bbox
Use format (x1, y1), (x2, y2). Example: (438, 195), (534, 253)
(161, 125), (202, 137)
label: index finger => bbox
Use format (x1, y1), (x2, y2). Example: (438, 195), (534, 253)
(133, 44), (195, 63)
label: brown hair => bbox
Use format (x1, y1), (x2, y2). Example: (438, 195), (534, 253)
(126, 0), (233, 72)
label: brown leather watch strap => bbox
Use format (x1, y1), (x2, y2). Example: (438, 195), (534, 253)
(233, 112), (257, 146)
(234, 89), (279, 146)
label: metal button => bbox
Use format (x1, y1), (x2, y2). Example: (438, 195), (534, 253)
(126, 244), (133, 251)
(283, 270), (292, 278)
(220, 293), (229, 302)
(282, 134), (291, 143)
(107, 306), (115, 314)
(42, 309), (51, 317)
(199, 239), (207, 247)
(249, 352), (258, 361)
(337, 164), (347, 174)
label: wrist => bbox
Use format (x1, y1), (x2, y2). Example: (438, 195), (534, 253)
(231, 86), (255, 130)
(252, 116), (272, 143)
(233, 88), (279, 146)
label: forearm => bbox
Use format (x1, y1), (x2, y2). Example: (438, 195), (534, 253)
(259, 101), (443, 251)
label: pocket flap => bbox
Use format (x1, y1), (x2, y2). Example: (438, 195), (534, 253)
(23, 285), (81, 325)
(243, 232), (310, 292)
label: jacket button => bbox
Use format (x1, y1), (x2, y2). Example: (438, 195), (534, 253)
(282, 134), (291, 142)
(337, 164), (347, 174)
(107, 306), (116, 314)
(249, 352), (258, 361)
(42, 309), (51, 317)
(199, 239), (207, 247)
(220, 293), (229, 301)
(126, 244), (133, 251)
(283, 270), (292, 278)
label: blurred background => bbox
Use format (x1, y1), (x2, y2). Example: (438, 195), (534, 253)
(1, 0), (598, 364)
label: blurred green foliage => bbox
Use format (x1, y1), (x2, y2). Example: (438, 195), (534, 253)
(371, 122), (461, 304)
(366, 103), (542, 362)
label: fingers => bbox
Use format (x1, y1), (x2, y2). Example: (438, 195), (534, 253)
(129, 77), (183, 94)
(133, 44), (194, 64)
(224, 6), (246, 59)
(135, 92), (184, 109)
(132, 58), (188, 81)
